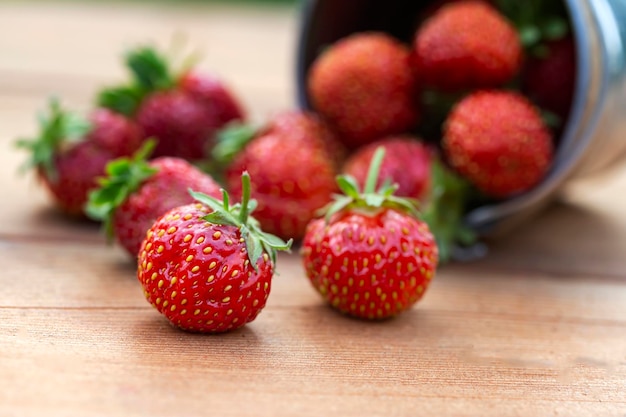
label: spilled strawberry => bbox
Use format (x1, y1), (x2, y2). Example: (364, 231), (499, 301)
(307, 32), (419, 148)
(137, 172), (292, 333)
(442, 90), (554, 198)
(98, 45), (245, 161)
(301, 148), (438, 320)
(215, 111), (342, 241)
(16, 99), (144, 217)
(86, 141), (222, 257)
(342, 136), (432, 203)
(413, 0), (523, 92)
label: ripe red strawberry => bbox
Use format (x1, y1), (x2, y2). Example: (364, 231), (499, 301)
(264, 110), (347, 169)
(217, 111), (342, 241)
(522, 35), (576, 124)
(136, 90), (220, 160)
(16, 100), (144, 216)
(307, 32), (419, 148)
(301, 148), (438, 320)
(137, 173), (292, 333)
(98, 46), (245, 161)
(413, 0), (523, 92)
(442, 90), (554, 198)
(180, 71), (246, 126)
(342, 136), (432, 202)
(86, 141), (222, 257)
(87, 108), (145, 157)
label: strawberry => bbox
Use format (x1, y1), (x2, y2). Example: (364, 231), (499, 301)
(136, 89), (219, 160)
(180, 71), (246, 127)
(216, 111), (342, 241)
(442, 90), (554, 198)
(16, 100), (144, 216)
(342, 136), (432, 202)
(301, 148), (438, 320)
(97, 45), (245, 161)
(137, 173), (292, 333)
(86, 108), (145, 158)
(413, 0), (523, 92)
(521, 35), (576, 124)
(307, 32), (419, 148)
(86, 141), (222, 257)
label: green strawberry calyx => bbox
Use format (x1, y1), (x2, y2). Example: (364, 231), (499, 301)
(202, 122), (258, 181)
(212, 122), (258, 166)
(85, 140), (158, 238)
(323, 147), (420, 221)
(494, 0), (569, 54)
(190, 172), (292, 268)
(421, 159), (478, 264)
(15, 98), (92, 182)
(97, 43), (199, 116)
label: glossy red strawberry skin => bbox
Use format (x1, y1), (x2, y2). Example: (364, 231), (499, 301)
(307, 32), (419, 148)
(112, 157), (222, 257)
(225, 112), (340, 241)
(443, 90), (554, 198)
(137, 203), (273, 333)
(179, 72), (246, 126)
(413, 1), (522, 92)
(39, 141), (115, 216)
(136, 90), (220, 161)
(342, 136), (432, 202)
(86, 108), (145, 158)
(301, 208), (438, 320)
(267, 111), (347, 169)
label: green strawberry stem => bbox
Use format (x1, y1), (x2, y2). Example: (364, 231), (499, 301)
(15, 98), (91, 182)
(190, 172), (292, 268)
(421, 160), (477, 263)
(85, 140), (158, 238)
(323, 147), (420, 221)
(363, 145), (383, 194)
(238, 171), (252, 225)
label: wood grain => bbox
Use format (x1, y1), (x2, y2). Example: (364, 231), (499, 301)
(0, 2), (625, 416)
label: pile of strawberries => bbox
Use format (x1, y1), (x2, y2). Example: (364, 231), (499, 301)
(305, 0), (575, 260)
(16, 0), (575, 333)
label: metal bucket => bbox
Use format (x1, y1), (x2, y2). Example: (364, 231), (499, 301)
(295, 0), (626, 237)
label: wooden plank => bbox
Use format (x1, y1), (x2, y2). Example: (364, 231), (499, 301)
(0, 306), (624, 417)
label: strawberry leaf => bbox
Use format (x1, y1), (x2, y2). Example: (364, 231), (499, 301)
(202, 211), (239, 228)
(495, 0), (570, 51)
(97, 85), (144, 117)
(16, 98), (91, 182)
(191, 189), (229, 214)
(421, 159), (477, 263)
(323, 195), (353, 221)
(212, 123), (258, 166)
(85, 140), (158, 239)
(320, 147), (421, 221)
(125, 46), (175, 91)
(336, 175), (361, 198)
(243, 227), (263, 269)
(96, 44), (187, 117)
(191, 171), (292, 268)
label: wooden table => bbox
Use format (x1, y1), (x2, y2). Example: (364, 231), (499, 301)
(1, 2), (625, 416)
